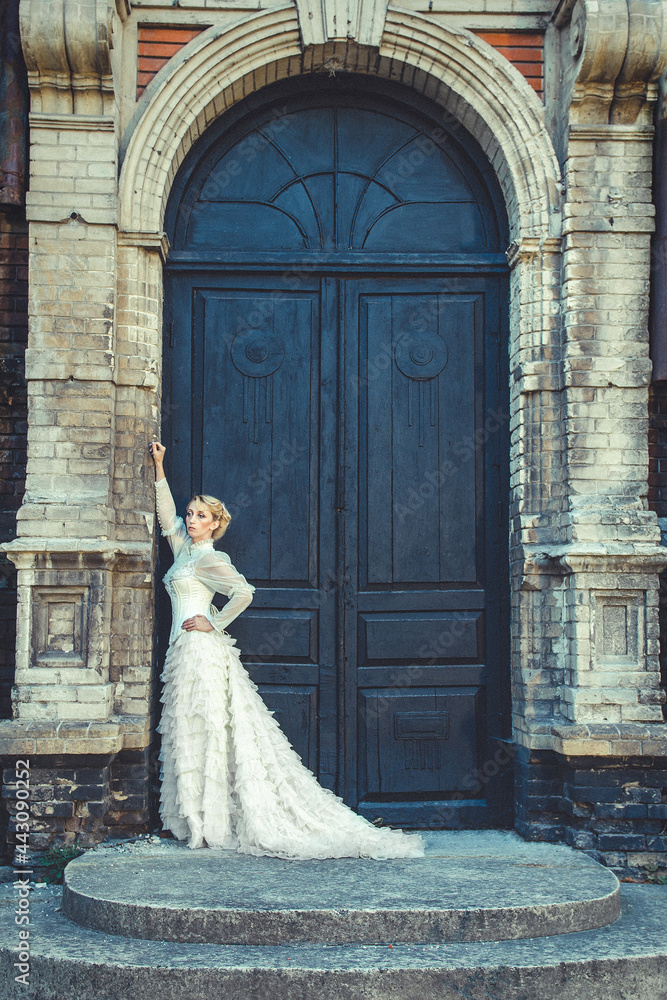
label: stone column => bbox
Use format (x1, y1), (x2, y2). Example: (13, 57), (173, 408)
(544, 0), (667, 741)
(514, 0), (667, 862)
(0, 0), (154, 853)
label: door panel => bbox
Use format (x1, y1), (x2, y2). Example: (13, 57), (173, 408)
(343, 277), (503, 825)
(360, 686), (485, 795)
(361, 291), (480, 585)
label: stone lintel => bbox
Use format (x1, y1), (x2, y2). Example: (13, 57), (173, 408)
(0, 715), (150, 756)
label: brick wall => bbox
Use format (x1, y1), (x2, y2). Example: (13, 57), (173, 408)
(648, 382), (667, 516)
(137, 26), (205, 99)
(515, 746), (667, 874)
(474, 32), (544, 99)
(1, 748), (150, 856)
(0, 208), (28, 719)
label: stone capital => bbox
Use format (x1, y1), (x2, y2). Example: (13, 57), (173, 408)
(19, 0), (119, 115)
(117, 230), (170, 263)
(553, 0), (667, 125)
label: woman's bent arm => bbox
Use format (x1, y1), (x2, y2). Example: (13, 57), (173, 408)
(194, 550), (256, 631)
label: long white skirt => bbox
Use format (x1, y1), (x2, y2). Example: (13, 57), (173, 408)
(157, 629), (425, 859)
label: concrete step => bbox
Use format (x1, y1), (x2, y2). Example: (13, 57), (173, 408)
(1, 883), (666, 1000)
(2, 832), (666, 1000)
(61, 832), (621, 945)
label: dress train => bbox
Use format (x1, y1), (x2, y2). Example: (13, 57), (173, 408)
(157, 628), (425, 859)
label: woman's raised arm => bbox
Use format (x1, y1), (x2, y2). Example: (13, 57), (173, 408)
(150, 441), (188, 556)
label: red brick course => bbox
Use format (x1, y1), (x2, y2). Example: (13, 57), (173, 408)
(137, 26), (205, 98)
(134, 26), (545, 102)
(474, 31), (544, 99)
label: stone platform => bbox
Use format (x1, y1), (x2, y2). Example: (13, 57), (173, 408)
(1, 831), (666, 1000)
(62, 831), (620, 944)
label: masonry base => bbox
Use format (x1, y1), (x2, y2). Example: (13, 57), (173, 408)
(515, 745), (667, 873)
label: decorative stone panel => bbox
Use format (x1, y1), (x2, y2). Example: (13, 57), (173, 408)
(2, 541), (151, 724)
(294, 0), (388, 47)
(551, 0), (667, 130)
(19, 0), (129, 116)
(31, 586), (89, 668)
(591, 591), (643, 669)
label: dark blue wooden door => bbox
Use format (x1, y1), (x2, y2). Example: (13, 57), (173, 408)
(343, 277), (505, 827)
(163, 77), (510, 826)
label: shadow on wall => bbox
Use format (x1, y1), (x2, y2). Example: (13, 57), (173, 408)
(0, 0), (29, 719)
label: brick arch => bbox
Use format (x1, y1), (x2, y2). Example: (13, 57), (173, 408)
(118, 4), (561, 242)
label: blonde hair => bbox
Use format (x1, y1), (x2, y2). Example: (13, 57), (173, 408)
(189, 494), (232, 540)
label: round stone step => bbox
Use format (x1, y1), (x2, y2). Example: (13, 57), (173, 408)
(62, 833), (620, 945)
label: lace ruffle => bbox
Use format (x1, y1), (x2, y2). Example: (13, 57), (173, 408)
(160, 515), (184, 538)
(157, 630), (425, 859)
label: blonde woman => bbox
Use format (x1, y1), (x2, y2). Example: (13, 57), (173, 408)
(150, 440), (424, 859)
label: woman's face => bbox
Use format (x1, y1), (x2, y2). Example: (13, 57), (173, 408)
(185, 501), (220, 542)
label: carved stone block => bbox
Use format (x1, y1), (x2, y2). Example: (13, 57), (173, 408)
(31, 586), (89, 668)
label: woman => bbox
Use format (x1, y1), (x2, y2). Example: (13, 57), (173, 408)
(150, 440), (425, 859)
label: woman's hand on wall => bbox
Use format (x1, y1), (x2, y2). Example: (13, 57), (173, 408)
(150, 441), (166, 480)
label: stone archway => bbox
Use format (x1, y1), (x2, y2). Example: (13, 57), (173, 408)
(3, 0), (667, 862)
(119, 8), (561, 240)
(116, 7), (564, 781)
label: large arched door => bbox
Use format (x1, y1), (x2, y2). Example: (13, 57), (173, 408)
(162, 76), (511, 827)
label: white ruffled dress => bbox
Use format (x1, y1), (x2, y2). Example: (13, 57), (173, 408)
(155, 477), (425, 859)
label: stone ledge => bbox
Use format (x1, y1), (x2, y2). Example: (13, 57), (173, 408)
(29, 113), (116, 132)
(568, 124), (654, 142)
(0, 716), (150, 756)
(518, 542), (667, 581)
(117, 230), (170, 261)
(518, 722), (667, 756)
(0, 539), (152, 571)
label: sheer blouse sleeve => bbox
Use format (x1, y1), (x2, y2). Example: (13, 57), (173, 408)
(193, 550), (256, 632)
(155, 477), (188, 557)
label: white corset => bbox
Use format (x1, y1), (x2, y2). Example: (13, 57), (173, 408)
(163, 543), (216, 644)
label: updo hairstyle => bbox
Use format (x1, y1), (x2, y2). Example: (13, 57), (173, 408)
(189, 494), (232, 540)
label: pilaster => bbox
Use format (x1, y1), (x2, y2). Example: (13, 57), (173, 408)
(516, 0), (667, 749)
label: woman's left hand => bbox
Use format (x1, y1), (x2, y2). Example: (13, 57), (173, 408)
(182, 615), (214, 633)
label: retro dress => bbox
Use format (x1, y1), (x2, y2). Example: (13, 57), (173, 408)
(155, 477), (425, 859)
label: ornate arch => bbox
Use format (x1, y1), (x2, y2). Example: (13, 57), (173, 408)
(118, 4), (561, 242)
